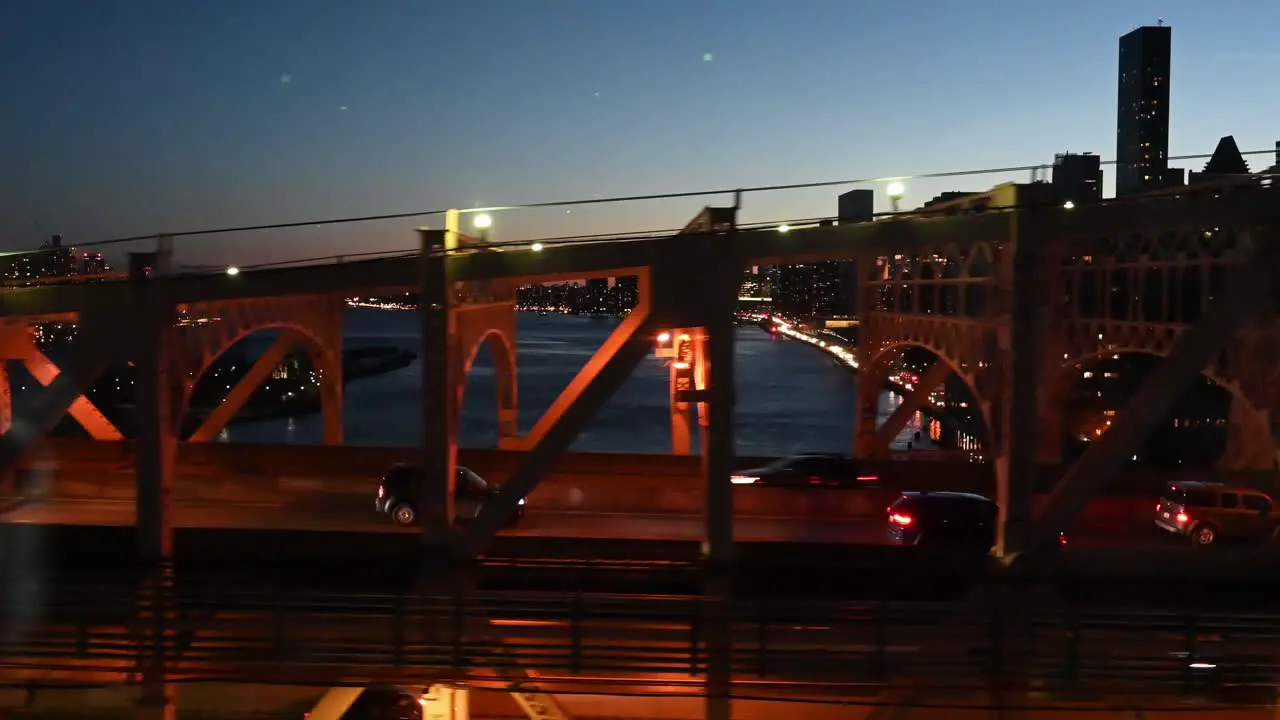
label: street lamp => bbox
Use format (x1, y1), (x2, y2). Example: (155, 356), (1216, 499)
(1062, 200), (1076, 210)
(225, 266), (240, 276)
(777, 224), (791, 233)
(472, 213), (493, 230)
(886, 181), (906, 213)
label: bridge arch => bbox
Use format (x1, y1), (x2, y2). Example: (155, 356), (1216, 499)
(181, 321), (343, 442)
(864, 339), (993, 449)
(457, 327), (518, 444)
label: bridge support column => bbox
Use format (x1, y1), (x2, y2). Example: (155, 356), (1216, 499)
(853, 361), (886, 459)
(188, 332), (298, 441)
(0, 363), (9, 439)
(134, 297), (177, 720)
(992, 220), (1049, 560)
(422, 685), (468, 720)
(699, 259), (738, 720)
(420, 225), (460, 554)
(868, 359), (951, 456)
(667, 328), (698, 455)
(1217, 396), (1275, 471)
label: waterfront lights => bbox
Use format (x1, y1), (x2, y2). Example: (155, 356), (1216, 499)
(472, 213), (493, 230)
(530, 242), (545, 252)
(225, 266), (240, 276)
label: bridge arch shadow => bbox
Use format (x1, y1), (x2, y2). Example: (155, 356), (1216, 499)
(182, 324), (341, 441)
(864, 342), (992, 453)
(1054, 350), (1237, 467)
(457, 328), (517, 448)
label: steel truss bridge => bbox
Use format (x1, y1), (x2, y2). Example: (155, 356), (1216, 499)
(2, 179), (1280, 718)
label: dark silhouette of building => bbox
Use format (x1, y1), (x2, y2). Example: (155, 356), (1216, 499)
(1052, 152), (1102, 204)
(923, 191), (977, 209)
(1116, 25), (1175, 196)
(1188, 135), (1251, 185)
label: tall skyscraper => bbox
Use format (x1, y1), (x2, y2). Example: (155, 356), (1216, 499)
(1116, 25), (1172, 196)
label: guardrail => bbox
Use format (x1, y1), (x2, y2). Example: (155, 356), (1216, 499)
(4, 578), (1279, 693)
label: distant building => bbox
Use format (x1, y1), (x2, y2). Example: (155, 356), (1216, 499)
(1052, 152), (1102, 204)
(1188, 135), (1252, 186)
(923, 191), (977, 209)
(82, 253), (108, 274)
(1116, 25), (1174, 196)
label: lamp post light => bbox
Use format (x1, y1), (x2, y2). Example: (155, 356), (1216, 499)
(472, 213), (493, 243)
(886, 181), (906, 213)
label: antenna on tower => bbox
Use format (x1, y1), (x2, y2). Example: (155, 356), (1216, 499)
(1157, 16), (1164, 26)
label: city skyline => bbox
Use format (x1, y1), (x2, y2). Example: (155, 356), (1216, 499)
(4, 0), (1280, 268)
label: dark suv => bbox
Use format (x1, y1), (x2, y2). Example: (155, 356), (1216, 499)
(375, 464), (525, 527)
(731, 453), (880, 488)
(884, 491), (997, 547)
(1155, 481), (1277, 546)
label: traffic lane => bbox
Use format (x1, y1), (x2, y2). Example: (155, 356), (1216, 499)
(0, 497), (884, 543)
(1, 495), (1170, 549)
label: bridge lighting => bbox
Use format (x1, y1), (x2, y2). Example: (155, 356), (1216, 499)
(472, 213), (493, 230)
(886, 181), (906, 213)
(777, 224), (791, 233)
(530, 242), (545, 252)
(225, 266), (240, 276)
(1063, 200), (1076, 209)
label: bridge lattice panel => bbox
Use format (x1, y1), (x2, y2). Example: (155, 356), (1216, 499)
(861, 238), (1008, 420)
(1053, 223), (1263, 410)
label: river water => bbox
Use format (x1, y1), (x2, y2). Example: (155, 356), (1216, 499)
(223, 309), (930, 456)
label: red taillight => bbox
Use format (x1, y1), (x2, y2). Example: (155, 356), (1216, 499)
(889, 512), (913, 527)
(378, 485), (384, 498)
(856, 475), (879, 483)
(1175, 512), (1190, 524)
(1156, 502), (1162, 512)
(1058, 533), (1068, 547)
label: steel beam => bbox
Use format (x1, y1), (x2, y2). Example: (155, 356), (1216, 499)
(305, 688), (364, 720)
(0, 306), (131, 478)
(20, 354), (124, 440)
(868, 359), (951, 454)
(188, 332), (299, 441)
(1024, 233), (1279, 558)
(515, 287), (652, 452)
(459, 313), (657, 554)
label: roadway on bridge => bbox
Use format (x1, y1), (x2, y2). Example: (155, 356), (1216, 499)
(0, 494), (1162, 548)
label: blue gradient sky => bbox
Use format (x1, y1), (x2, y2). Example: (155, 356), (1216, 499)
(2, 0), (1278, 267)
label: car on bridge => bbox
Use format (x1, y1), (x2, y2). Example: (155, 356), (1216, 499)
(376, 464), (526, 528)
(1155, 481), (1278, 546)
(885, 491), (1069, 550)
(729, 453), (879, 488)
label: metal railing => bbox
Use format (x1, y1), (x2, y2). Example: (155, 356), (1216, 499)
(2, 578), (1279, 694)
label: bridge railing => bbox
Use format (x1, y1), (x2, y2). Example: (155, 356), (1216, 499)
(4, 579), (1280, 693)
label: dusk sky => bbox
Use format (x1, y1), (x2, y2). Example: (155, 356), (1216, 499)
(3, 0), (1279, 268)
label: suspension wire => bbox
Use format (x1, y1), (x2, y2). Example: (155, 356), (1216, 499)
(112, 169), (1280, 276)
(5, 147), (1276, 261)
